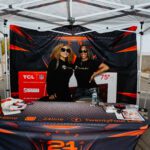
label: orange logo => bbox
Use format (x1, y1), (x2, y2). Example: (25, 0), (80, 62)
(25, 116), (37, 121)
(71, 117), (82, 123)
(47, 140), (78, 150)
(56, 36), (91, 45)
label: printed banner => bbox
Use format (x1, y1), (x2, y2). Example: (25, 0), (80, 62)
(10, 25), (137, 103)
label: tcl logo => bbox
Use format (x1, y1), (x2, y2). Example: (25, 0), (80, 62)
(23, 75), (35, 79)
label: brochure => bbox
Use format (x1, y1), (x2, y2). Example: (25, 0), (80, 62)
(122, 109), (144, 121)
(1, 97), (27, 115)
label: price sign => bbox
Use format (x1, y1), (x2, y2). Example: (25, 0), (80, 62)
(94, 72), (117, 103)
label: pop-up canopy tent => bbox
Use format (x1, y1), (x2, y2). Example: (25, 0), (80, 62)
(1, 0), (150, 105)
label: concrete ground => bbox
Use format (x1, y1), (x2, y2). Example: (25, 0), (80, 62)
(139, 77), (150, 119)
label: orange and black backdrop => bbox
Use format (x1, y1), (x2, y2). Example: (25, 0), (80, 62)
(10, 25), (137, 104)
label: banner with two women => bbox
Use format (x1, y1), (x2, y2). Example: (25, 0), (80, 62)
(10, 25), (137, 104)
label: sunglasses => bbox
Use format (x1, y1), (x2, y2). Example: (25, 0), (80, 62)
(79, 50), (88, 53)
(61, 48), (71, 53)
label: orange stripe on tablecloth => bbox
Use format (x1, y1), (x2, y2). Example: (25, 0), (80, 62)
(43, 125), (79, 129)
(110, 129), (147, 138)
(0, 128), (15, 134)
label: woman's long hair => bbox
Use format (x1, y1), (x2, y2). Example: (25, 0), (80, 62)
(50, 43), (75, 64)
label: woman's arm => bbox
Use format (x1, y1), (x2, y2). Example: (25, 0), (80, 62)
(89, 63), (110, 83)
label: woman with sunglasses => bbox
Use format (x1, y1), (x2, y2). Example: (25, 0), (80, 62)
(74, 45), (109, 100)
(46, 43), (75, 101)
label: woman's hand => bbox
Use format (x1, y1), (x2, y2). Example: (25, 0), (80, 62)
(89, 63), (110, 83)
(89, 72), (96, 83)
(48, 94), (57, 100)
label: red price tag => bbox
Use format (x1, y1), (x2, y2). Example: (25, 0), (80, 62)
(101, 74), (110, 80)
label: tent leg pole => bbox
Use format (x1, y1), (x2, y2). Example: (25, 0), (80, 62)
(137, 21), (144, 106)
(4, 19), (10, 98)
(0, 35), (6, 99)
(0, 41), (3, 79)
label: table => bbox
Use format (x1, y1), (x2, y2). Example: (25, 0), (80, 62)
(0, 102), (148, 150)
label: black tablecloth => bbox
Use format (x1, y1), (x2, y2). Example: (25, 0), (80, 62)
(0, 102), (149, 150)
